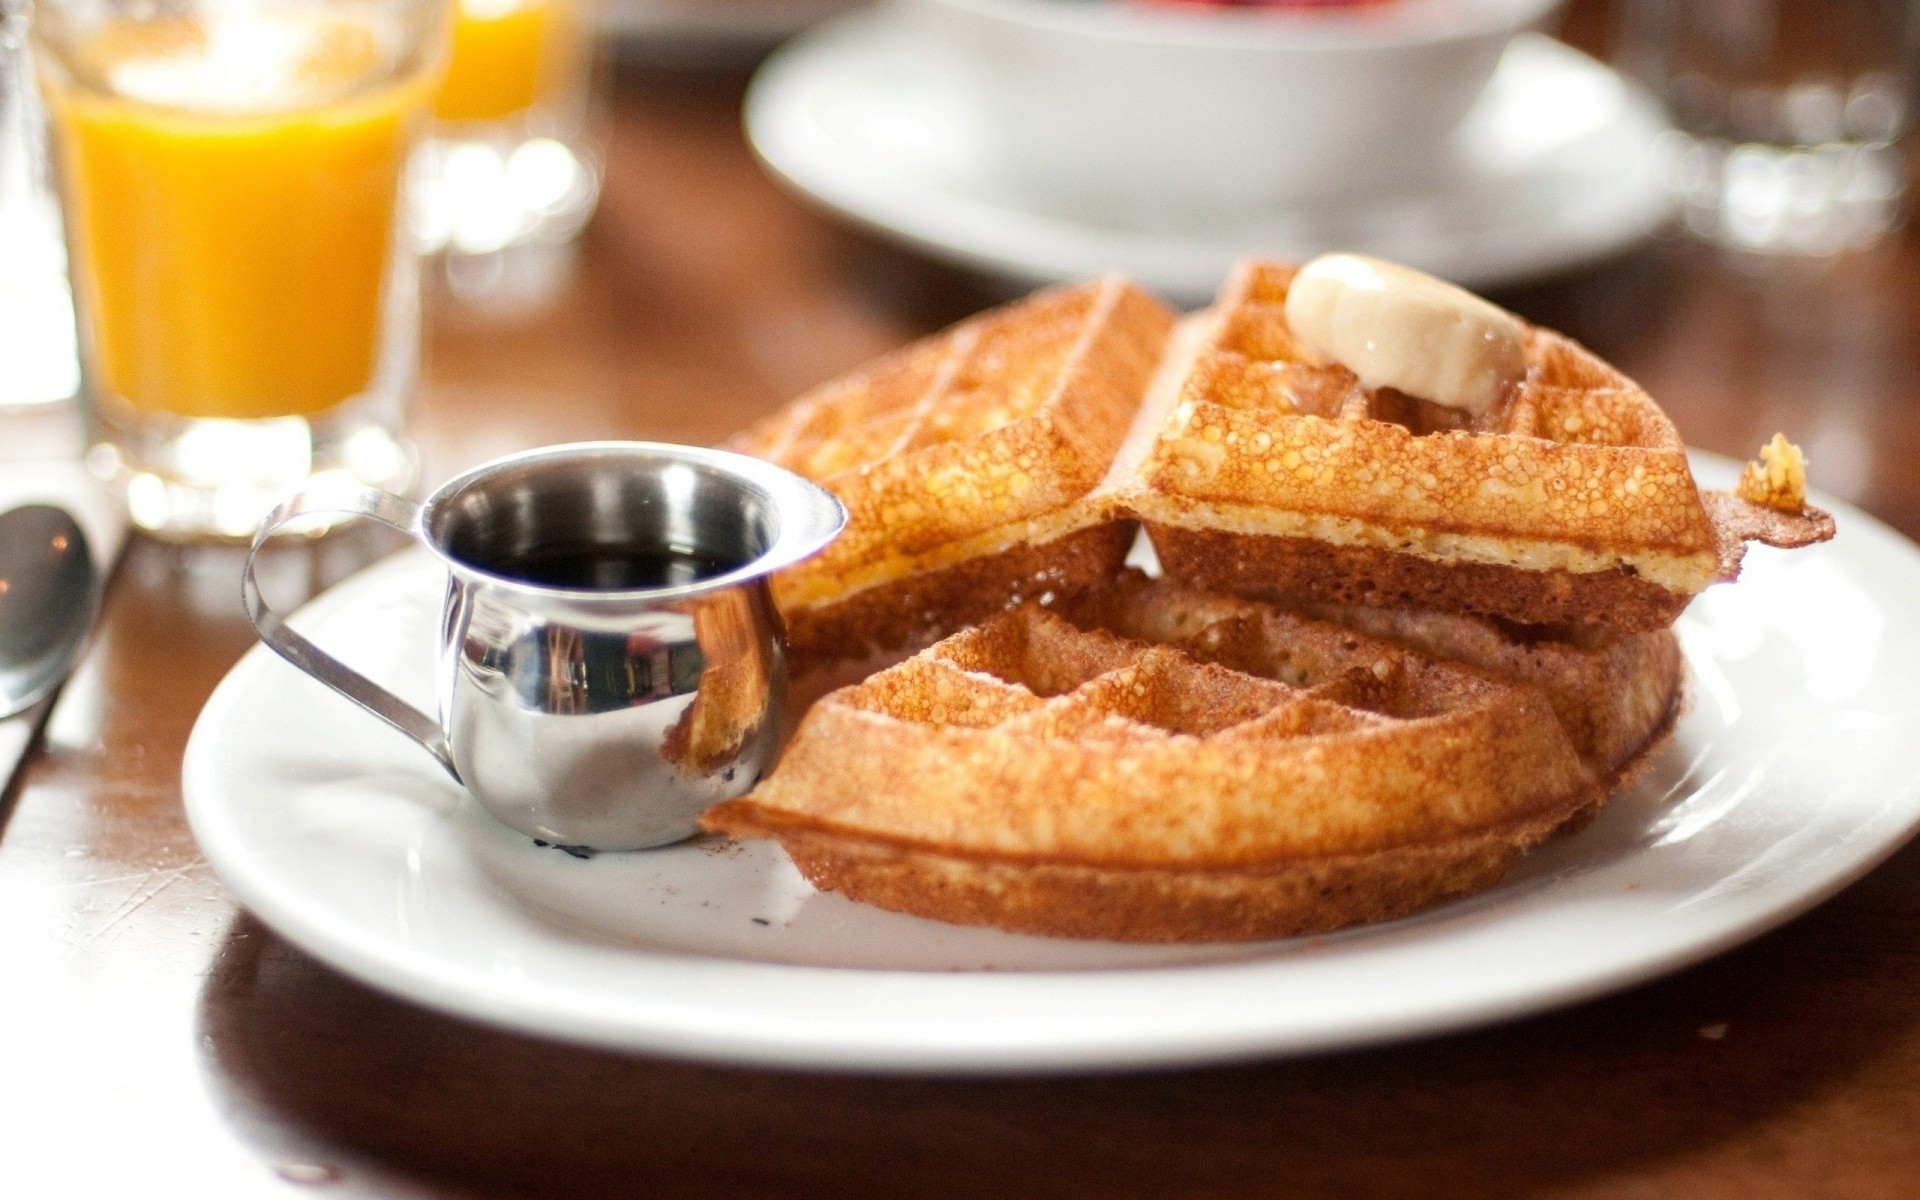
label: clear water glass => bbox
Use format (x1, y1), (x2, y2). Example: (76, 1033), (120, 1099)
(0, 0), (78, 409)
(411, 0), (603, 303)
(1620, 0), (1916, 254)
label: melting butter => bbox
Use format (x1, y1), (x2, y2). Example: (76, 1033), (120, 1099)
(1283, 253), (1526, 415)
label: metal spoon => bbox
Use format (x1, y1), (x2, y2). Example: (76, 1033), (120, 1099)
(0, 504), (98, 719)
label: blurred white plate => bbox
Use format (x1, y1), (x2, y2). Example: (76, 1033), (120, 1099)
(184, 457), (1920, 1074)
(747, 15), (1676, 302)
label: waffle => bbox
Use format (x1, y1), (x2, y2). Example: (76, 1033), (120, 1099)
(703, 574), (1680, 942)
(1124, 260), (1833, 632)
(1270, 600), (1680, 785)
(730, 276), (1175, 664)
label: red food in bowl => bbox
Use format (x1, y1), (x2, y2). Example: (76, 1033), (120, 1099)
(1137, 0), (1396, 7)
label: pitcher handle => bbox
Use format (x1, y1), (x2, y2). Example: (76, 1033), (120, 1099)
(242, 482), (460, 781)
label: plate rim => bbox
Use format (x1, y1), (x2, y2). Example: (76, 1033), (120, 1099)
(183, 455), (1920, 1073)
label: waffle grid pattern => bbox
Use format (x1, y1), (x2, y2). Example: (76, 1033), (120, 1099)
(1199, 262), (1681, 450)
(744, 287), (1093, 481)
(845, 605), (1402, 752)
(715, 578), (1610, 875)
(730, 278), (1172, 608)
(1137, 260), (1714, 557)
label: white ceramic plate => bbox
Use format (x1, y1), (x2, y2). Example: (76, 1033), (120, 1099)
(746, 17), (1676, 304)
(184, 456), (1920, 1074)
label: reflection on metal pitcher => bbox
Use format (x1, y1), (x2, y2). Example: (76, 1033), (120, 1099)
(242, 441), (844, 851)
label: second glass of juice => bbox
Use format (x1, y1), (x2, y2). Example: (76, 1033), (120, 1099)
(412, 0), (601, 285)
(33, 0), (446, 539)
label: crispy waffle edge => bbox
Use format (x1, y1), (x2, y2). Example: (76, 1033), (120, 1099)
(1146, 523), (1696, 634)
(702, 802), (1553, 942)
(702, 690), (1677, 944)
(783, 521), (1137, 669)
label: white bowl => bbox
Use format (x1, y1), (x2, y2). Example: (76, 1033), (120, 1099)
(899, 0), (1565, 224)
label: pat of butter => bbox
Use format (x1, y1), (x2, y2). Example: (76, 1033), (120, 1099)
(1284, 254), (1526, 415)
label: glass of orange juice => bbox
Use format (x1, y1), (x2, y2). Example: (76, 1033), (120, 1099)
(411, 0), (600, 292)
(32, 0), (447, 539)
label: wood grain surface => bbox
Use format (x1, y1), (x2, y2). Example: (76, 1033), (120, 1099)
(5, 6), (1920, 1195)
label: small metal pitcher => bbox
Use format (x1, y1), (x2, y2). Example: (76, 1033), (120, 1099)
(243, 441), (845, 851)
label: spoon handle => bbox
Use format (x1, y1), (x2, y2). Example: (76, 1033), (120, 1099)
(242, 484), (460, 782)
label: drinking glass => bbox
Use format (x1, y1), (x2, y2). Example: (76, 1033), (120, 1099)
(0, 0), (78, 409)
(32, 0), (447, 539)
(410, 0), (601, 286)
(1620, 0), (1916, 254)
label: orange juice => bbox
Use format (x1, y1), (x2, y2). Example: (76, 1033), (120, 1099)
(41, 9), (435, 420)
(434, 0), (579, 123)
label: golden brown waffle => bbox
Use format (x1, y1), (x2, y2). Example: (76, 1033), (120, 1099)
(730, 276), (1174, 663)
(1251, 599), (1681, 784)
(704, 575), (1680, 943)
(1124, 261), (1832, 632)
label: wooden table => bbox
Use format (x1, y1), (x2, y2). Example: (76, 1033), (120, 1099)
(7, 15), (1920, 1197)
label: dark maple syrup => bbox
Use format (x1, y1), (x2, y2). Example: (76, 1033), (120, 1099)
(486, 542), (740, 590)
